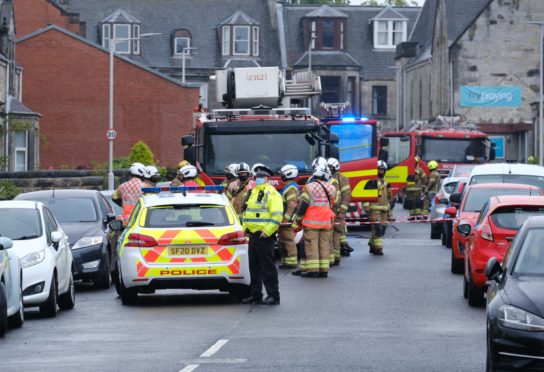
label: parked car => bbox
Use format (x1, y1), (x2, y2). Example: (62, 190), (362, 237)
(430, 176), (467, 239)
(0, 201), (74, 318)
(16, 190), (119, 289)
(442, 178), (467, 247)
(100, 190), (123, 219)
(485, 216), (544, 371)
(468, 163), (544, 189)
(449, 164), (477, 179)
(459, 195), (544, 307)
(0, 237), (24, 336)
(446, 183), (542, 274)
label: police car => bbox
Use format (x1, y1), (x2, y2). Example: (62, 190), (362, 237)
(111, 186), (250, 305)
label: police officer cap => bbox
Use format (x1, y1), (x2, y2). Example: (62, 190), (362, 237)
(254, 164), (273, 177)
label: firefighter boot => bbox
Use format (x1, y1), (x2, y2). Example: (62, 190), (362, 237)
(340, 242), (351, 257)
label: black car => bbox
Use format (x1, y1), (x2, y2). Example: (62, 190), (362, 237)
(485, 215), (544, 371)
(15, 189), (119, 289)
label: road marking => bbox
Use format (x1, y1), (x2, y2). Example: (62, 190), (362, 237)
(179, 364), (199, 372)
(200, 339), (229, 358)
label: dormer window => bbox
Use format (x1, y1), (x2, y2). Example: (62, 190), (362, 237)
(171, 29), (192, 57)
(219, 11), (259, 57)
(303, 6), (348, 51)
(100, 9), (141, 55)
(371, 6), (408, 50)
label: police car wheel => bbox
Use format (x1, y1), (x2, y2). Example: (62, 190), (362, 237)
(119, 274), (138, 305)
(112, 267), (121, 297)
(0, 282), (7, 337)
(229, 284), (250, 302)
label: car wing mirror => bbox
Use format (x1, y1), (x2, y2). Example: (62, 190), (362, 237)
(109, 220), (124, 232)
(449, 193), (461, 204)
(445, 206), (457, 217)
(0, 237), (13, 250)
(485, 257), (503, 283)
(457, 223), (471, 237)
(104, 213), (116, 225)
(51, 231), (63, 249)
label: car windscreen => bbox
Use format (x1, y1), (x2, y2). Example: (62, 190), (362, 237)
(204, 132), (318, 174)
(144, 204), (230, 228)
(0, 208), (43, 240)
(491, 206), (544, 230)
(34, 198), (98, 223)
(513, 228), (544, 276)
(470, 174), (544, 190)
(331, 124), (375, 163)
(451, 164), (476, 178)
(421, 138), (487, 163)
(443, 181), (458, 195)
(463, 188), (535, 212)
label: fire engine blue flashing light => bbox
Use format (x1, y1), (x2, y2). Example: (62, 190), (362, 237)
(360, 117), (369, 121)
(141, 186), (224, 193)
(342, 117), (356, 122)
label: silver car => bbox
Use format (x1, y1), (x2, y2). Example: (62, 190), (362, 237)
(430, 177), (467, 239)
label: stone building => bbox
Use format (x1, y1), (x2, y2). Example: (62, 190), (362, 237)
(397, 0), (543, 162)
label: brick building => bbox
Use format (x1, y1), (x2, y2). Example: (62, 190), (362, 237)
(13, 0), (82, 37)
(16, 25), (199, 168)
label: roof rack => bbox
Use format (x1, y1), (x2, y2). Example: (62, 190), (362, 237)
(211, 107), (311, 118)
(410, 116), (478, 131)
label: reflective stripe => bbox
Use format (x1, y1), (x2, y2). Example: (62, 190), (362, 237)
(341, 169), (377, 178)
(246, 208), (268, 213)
(312, 201), (330, 207)
(286, 194), (297, 201)
(303, 219), (332, 226)
(242, 218), (281, 225)
(340, 185), (351, 192)
(271, 212), (283, 217)
(283, 213), (292, 220)
(318, 260), (330, 269)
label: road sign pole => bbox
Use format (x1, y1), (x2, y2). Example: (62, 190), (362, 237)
(108, 43), (115, 190)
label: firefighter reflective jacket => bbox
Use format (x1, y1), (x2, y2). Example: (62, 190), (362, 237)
(280, 181), (299, 222)
(426, 170), (440, 194)
(241, 183), (283, 237)
(112, 177), (144, 222)
(227, 179), (256, 215)
(299, 180), (337, 229)
(331, 173), (351, 214)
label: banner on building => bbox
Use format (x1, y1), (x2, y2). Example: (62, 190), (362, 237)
(460, 86), (522, 107)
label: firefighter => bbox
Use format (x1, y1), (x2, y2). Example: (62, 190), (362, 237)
(143, 165), (160, 188)
(277, 164), (300, 269)
(240, 164), (283, 305)
(292, 158), (337, 278)
(178, 164), (200, 187)
(222, 163), (239, 190)
(327, 157), (352, 263)
(112, 162), (145, 224)
(364, 161), (391, 256)
(227, 162), (255, 215)
(406, 156), (427, 220)
(423, 160), (440, 219)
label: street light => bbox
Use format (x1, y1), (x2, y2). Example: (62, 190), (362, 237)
(107, 32), (162, 190)
(181, 46), (197, 84)
(529, 21), (544, 166)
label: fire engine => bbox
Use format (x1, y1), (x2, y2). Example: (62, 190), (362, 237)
(319, 103), (389, 225)
(384, 116), (495, 198)
(181, 66), (338, 188)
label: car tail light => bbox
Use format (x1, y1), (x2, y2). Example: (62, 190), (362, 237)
(125, 233), (158, 247)
(481, 224), (494, 242)
(218, 231), (247, 245)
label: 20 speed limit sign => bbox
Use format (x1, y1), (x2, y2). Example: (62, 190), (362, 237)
(106, 129), (117, 140)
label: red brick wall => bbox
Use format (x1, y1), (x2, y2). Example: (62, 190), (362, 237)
(14, 0), (81, 37)
(17, 28), (199, 168)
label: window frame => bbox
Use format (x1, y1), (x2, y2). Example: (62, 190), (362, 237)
(113, 23), (131, 54)
(372, 85), (388, 116)
(373, 19), (407, 49)
(14, 130), (28, 172)
(133, 24), (140, 54)
(222, 26), (231, 56)
(233, 25), (250, 56)
(252, 26), (259, 56)
(174, 36), (191, 56)
(102, 23), (111, 50)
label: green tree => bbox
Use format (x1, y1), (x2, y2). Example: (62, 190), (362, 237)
(128, 141), (155, 166)
(0, 180), (21, 200)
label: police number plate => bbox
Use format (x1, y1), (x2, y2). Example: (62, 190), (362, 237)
(168, 246), (208, 256)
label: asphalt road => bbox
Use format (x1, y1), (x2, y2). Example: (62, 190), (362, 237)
(0, 208), (486, 372)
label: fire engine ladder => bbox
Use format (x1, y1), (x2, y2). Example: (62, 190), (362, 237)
(284, 70), (322, 98)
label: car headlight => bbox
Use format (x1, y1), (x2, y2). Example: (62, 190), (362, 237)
(20, 250), (45, 269)
(72, 236), (104, 250)
(499, 305), (544, 332)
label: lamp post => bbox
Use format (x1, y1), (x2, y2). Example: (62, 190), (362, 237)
(181, 47), (197, 84)
(308, 30), (316, 72)
(108, 32), (161, 190)
(529, 21), (544, 166)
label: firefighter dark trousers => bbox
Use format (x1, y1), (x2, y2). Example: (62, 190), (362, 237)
(406, 189), (423, 216)
(248, 233), (280, 299)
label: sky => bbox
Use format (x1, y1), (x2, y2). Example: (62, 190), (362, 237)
(349, 0), (425, 6)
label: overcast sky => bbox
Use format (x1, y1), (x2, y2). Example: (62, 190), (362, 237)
(349, 0), (425, 6)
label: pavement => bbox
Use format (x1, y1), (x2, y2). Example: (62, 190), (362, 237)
(0, 207), (486, 372)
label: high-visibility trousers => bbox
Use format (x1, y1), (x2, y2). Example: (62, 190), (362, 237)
(406, 189), (422, 216)
(278, 226), (297, 267)
(368, 210), (388, 251)
(303, 227), (332, 273)
(332, 217), (344, 262)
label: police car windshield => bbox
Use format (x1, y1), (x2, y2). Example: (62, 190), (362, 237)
(0, 208), (43, 240)
(421, 138), (487, 163)
(144, 204), (230, 228)
(204, 133), (318, 175)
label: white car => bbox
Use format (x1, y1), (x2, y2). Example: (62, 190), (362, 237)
(0, 237), (24, 336)
(0, 201), (75, 317)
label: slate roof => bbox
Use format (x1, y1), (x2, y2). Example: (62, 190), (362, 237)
(9, 96), (41, 117)
(59, 0), (281, 70)
(371, 6), (408, 21)
(283, 5), (420, 80)
(304, 5), (348, 19)
(102, 9), (140, 23)
(294, 51), (360, 68)
(218, 11), (258, 26)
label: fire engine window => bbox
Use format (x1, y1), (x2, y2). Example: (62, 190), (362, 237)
(421, 138), (486, 163)
(330, 124), (373, 163)
(386, 136), (410, 166)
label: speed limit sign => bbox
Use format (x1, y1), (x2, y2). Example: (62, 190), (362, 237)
(106, 129), (117, 140)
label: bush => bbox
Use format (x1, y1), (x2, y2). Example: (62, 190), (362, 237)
(129, 141), (155, 166)
(0, 180), (21, 200)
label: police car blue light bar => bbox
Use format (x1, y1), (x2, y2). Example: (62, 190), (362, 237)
(142, 185), (225, 193)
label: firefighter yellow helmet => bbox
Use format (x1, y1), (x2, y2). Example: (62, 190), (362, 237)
(177, 160), (190, 169)
(428, 160), (438, 170)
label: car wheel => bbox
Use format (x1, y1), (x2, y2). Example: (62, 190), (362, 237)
(450, 249), (463, 274)
(486, 323), (497, 372)
(8, 280), (24, 329)
(0, 282), (8, 337)
(39, 276), (58, 318)
(119, 271), (138, 305)
(112, 266), (121, 297)
(446, 222), (453, 248)
(441, 226), (446, 245)
(229, 284), (250, 302)
(467, 270), (484, 307)
(94, 256), (111, 290)
(402, 197), (409, 210)
(58, 273), (75, 310)
(430, 222), (441, 239)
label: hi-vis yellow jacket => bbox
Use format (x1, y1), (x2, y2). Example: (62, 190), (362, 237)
(241, 183), (283, 237)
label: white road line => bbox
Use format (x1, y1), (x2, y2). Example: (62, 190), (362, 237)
(179, 364), (199, 372)
(200, 339), (229, 358)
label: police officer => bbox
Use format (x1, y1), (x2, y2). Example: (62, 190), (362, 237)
(327, 157), (352, 262)
(406, 156), (427, 220)
(227, 162), (255, 215)
(112, 162), (145, 223)
(241, 164), (283, 305)
(423, 160), (440, 219)
(292, 158), (337, 278)
(143, 165), (160, 188)
(365, 161), (391, 256)
(277, 164), (300, 269)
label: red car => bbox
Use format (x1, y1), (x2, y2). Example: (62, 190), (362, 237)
(446, 183), (542, 274)
(459, 195), (544, 307)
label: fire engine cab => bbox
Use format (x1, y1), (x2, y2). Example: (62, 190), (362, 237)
(181, 67), (338, 188)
